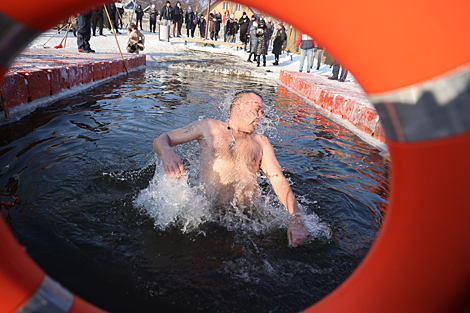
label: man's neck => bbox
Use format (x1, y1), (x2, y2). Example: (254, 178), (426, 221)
(227, 120), (251, 139)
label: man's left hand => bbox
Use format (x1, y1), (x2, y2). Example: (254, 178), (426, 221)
(287, 216), (309, 247)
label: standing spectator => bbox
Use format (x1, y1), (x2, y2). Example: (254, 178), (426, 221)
(255, 20), (268, 67)
(226, 14), (236, 43)
(127, 23), (145, 53)
(311, 40), (323, 70)
(149, 4), (158, 33)
(266, 17), (274, 47)
(233, 18), (239, 42)
(160, 1), (173, 24)
(238, 12), (250, 49)
(209, 12), (217, 40)
(116, 3), (124, 29)
(329, 61), (348, 82)
(248, 14), (258, 31)
(191, 11), (198, 38)
(272, 22), (286, 65)
(135, 5), (144, 31)
(198, 14), (206, 38)
(295, 32), (314, 73)
(216, 12), (222, 41)
(247, 20), (258, 62)
(179, 6), (184, 36)
(222, 10), (229, 42)
(91, 7), (104, 37)
(77, 10), (94, 53)
(107, 4), (120, 33)
(185, 4), (195, 37)
(172, 1), (183, 37)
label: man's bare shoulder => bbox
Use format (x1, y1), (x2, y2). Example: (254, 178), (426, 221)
(253, 133), (272, 147)
(181, 119), (224, 135)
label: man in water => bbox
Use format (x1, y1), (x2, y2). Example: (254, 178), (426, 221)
(153, 91), (309, 247)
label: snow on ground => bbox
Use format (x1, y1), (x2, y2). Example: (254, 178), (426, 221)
(28, 28), (362, 86)
(19, 29), (384, 153)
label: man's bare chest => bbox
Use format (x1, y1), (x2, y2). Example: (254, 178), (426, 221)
(200, 133), (263, 169)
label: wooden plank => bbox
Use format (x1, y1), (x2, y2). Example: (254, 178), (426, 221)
(181, 37), (244, 48)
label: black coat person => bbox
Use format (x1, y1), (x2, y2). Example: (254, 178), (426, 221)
(105, 4), (119, 33)
(149, 5), (158, 33)
(198, 15), (206, 38)
(272, 24), (286, 65)
(238, 13), (250, 45)
(91, 7), (104, 36)
(117, 4), (124, 29)
(184, 7), (195, 37)
(135, 5), (144, 30)
(77, 10), (94, 53)
(160, 2), (173, 22)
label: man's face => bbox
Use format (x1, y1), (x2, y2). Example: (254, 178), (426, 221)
(236, 94), (265, 133)
(166, 3), (170, 6)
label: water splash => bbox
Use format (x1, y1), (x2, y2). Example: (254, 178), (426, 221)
(134, 94), (331, 242)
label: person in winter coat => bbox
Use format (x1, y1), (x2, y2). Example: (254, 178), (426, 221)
(272, 23), (286, 65)
(233, 18), (239, 42)
(329, 61), (348, 82)
(172, 1), (183, 37)
(135, 5), (144, 30)
(255, 20), (269, 67)
(160, 1), (173, 24)
(226, 14), (236, 43)
(222, 10), (230, 42)
(209, 12), (218, 40)
(295, 32), (314, 73)
(116, 3), (124, 29)
(216, 13), (222, 40)
(192, 11), (198, 38)
(247, 21), (258, 62)
(266, 17), (274, 47)
(77, 10), (94, 53)
(106, 4), (120, 33)
(91, 7), (104, 37)
(310, 40), (323, 70)
(149, 4), (158, 33)
(185, 4), (195, 37)
(127, 23), (145, 54)
(238, 12), (250, 48)
(198, 14), (206, 38)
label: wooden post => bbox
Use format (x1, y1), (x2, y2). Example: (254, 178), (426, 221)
(104, 5), (129, 76)
(205, 0), (211, 40)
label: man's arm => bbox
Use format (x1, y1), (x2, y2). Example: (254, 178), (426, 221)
(259, 136), (309, 247)
(153, 120), (204, 178)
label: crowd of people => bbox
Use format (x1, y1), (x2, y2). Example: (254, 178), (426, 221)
(72, 2), (346, 81)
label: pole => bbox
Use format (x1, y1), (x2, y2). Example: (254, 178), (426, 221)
(205, 0), (211, 40)
(104, 5), (129, 76)
(43, 21), (74, 47)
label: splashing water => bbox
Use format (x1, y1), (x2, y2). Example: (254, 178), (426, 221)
(134, 94), (332, 242)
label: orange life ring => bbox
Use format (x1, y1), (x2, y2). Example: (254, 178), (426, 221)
(1, 0), (470, 312)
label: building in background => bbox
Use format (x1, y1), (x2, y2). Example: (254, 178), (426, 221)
(208, 1), (255, 20)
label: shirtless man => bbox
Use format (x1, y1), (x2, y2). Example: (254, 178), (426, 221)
(153, 91), (309, 247)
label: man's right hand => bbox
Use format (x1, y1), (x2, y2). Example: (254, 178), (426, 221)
(162, 148), (185, 178)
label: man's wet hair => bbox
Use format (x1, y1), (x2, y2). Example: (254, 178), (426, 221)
(230, 90), (264, 112)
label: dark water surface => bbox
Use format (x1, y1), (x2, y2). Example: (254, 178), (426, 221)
(0, 68), (389, 313)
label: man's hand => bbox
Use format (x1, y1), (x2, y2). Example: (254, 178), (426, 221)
(161, 148), (185, 178)
(287, 214), (309, 247)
